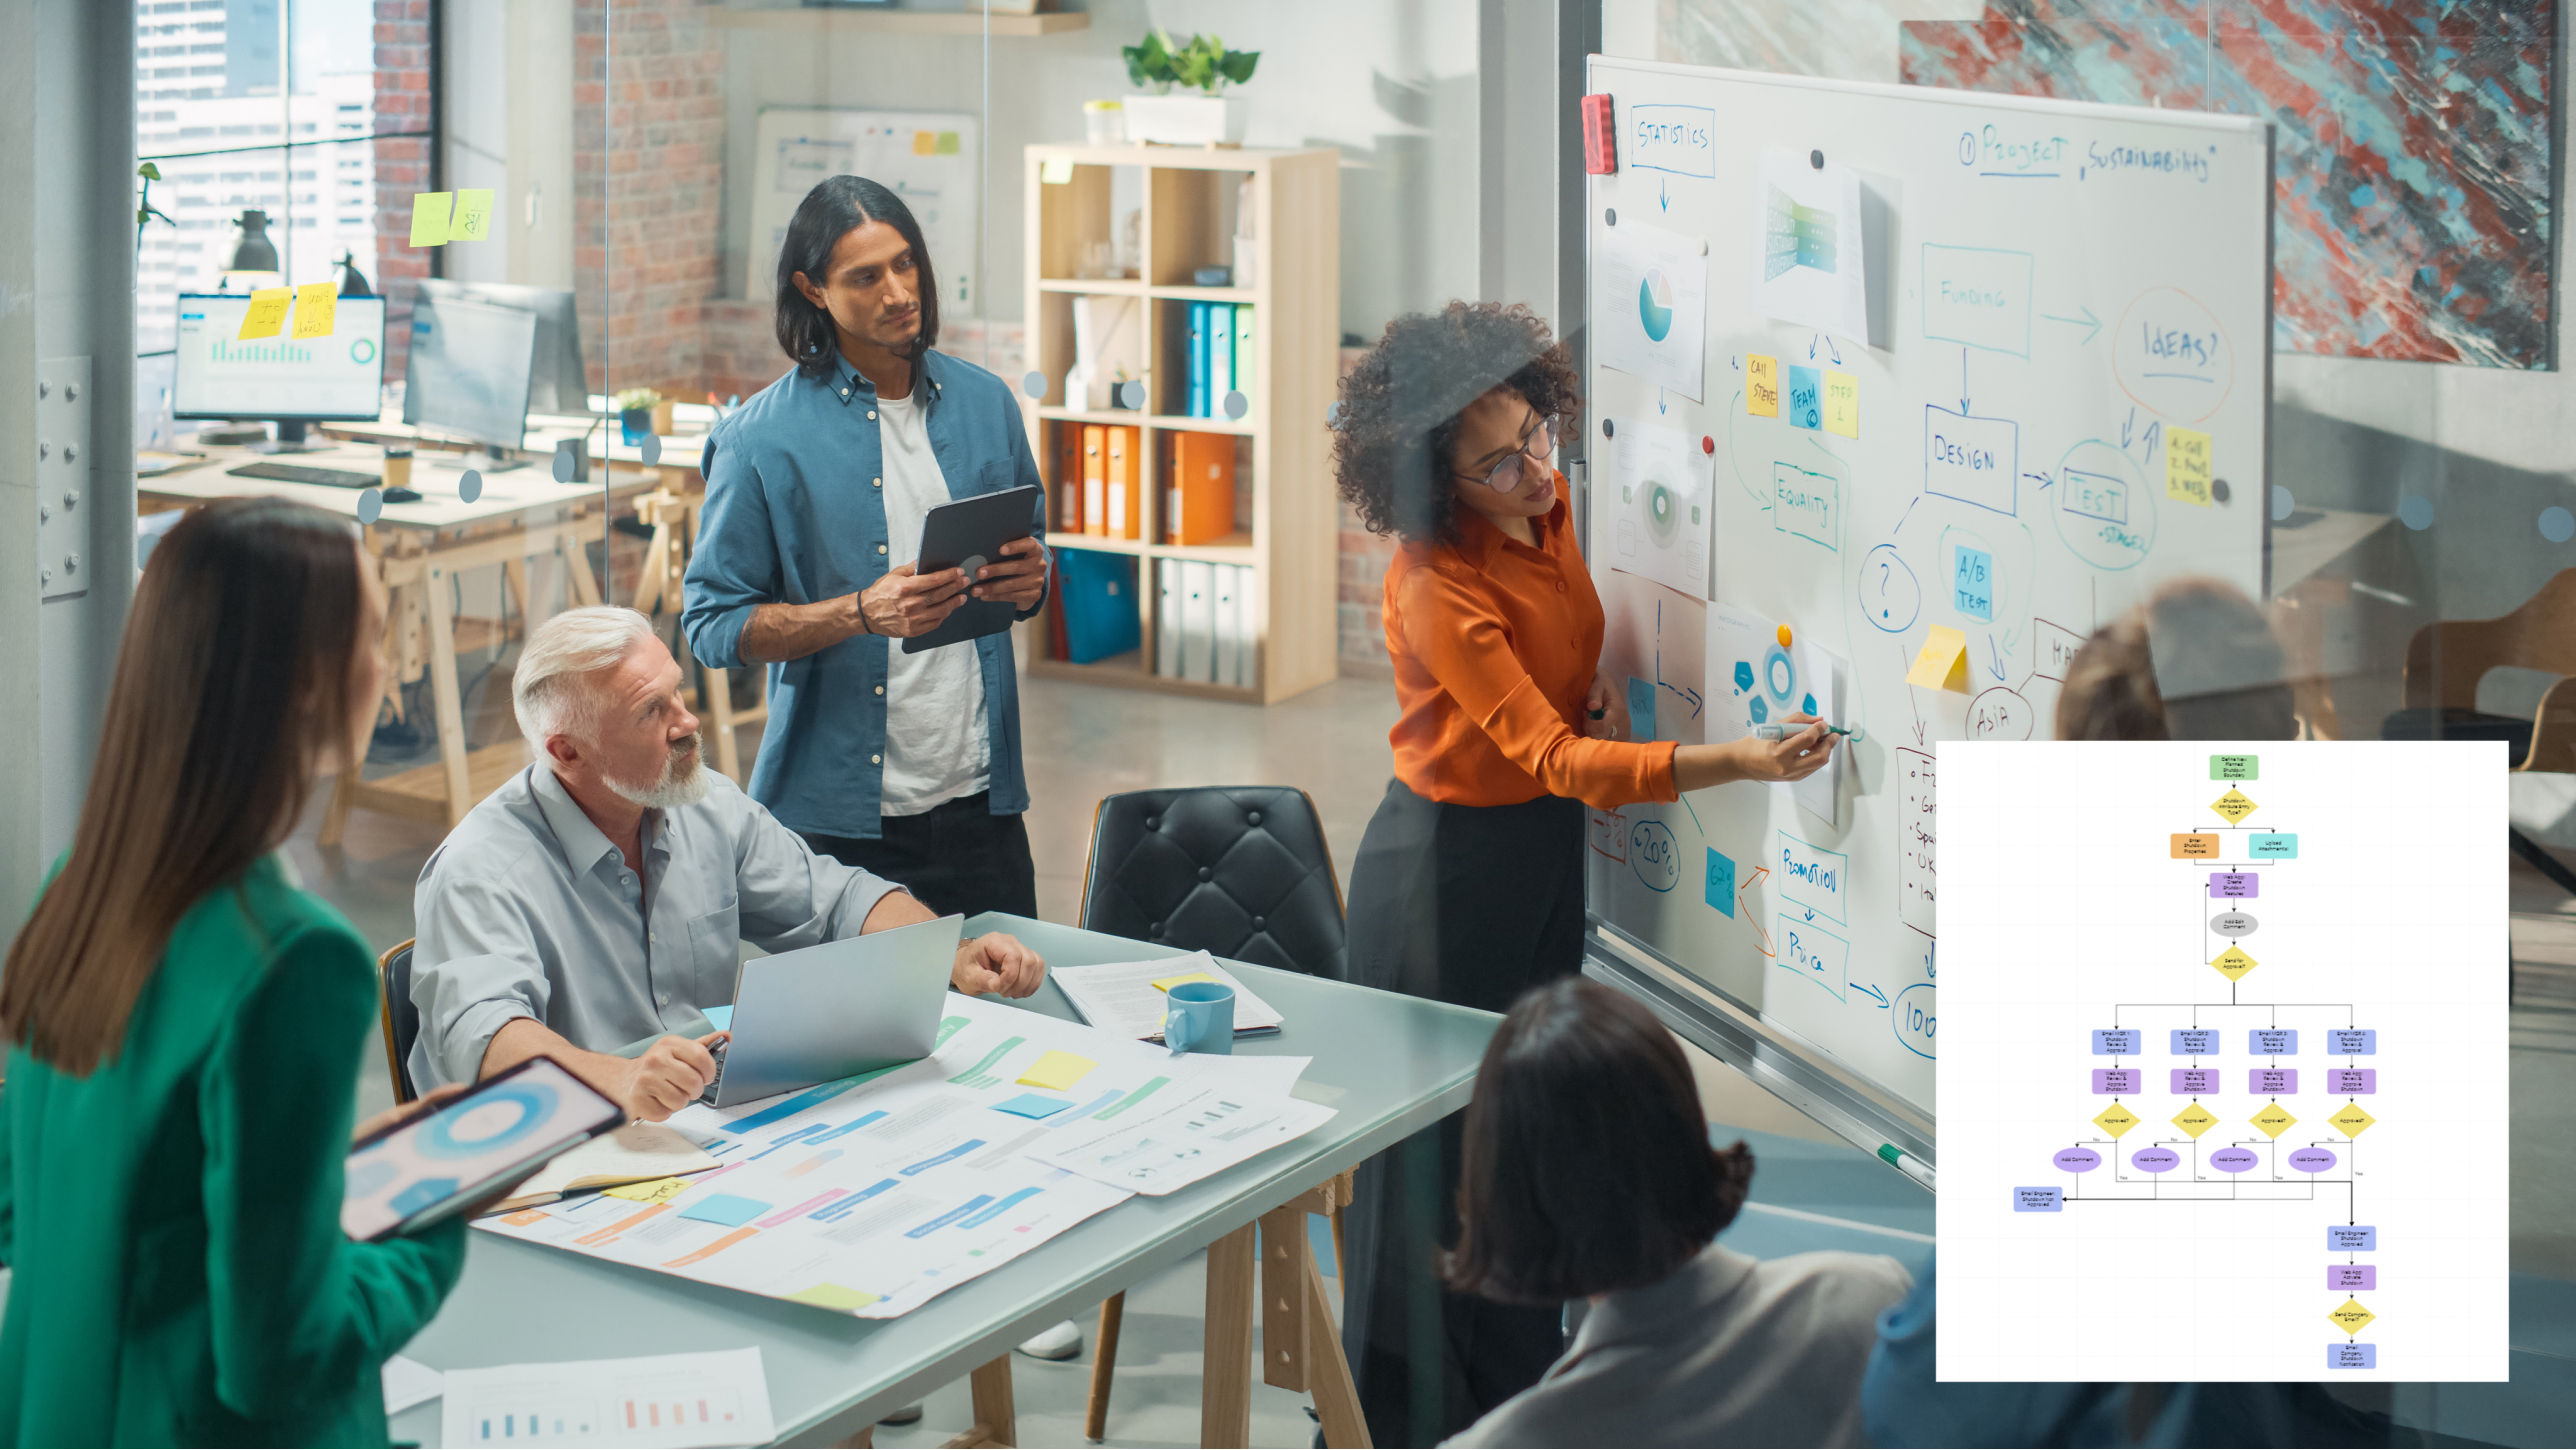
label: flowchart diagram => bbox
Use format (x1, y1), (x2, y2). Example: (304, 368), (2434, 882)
(1938, 741), (2507, 1383)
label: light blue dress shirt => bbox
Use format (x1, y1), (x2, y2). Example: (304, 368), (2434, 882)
(408, 764), (903, 1090)
(681, 349), (1048, 840)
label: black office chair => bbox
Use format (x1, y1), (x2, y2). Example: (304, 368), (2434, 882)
(1074, 786), (1348, 1440)
(377, 938), (421, 1106)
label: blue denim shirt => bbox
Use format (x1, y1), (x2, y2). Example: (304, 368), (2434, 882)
(682, 348), (1047, 839)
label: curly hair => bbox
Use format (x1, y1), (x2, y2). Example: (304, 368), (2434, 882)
(2055, 577), (2297, 741)
(1331, 301), (1583, 547)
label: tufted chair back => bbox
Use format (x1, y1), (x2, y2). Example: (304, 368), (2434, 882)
(1076, 787), (1346, 978)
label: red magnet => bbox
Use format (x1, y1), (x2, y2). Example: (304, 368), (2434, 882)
(1701, 435), (1715, 454)
(1581, 94), (1617, 174)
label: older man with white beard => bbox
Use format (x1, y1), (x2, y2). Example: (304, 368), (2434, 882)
(409, 605), (1045, 1120)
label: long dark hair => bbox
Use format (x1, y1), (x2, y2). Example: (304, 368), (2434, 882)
(1, 497), (367, 1075)
(1443, 977), (1754, 1304)
(774, 175), (941, 378)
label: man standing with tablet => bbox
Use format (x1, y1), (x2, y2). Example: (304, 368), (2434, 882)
(685, 175), (1050, 920)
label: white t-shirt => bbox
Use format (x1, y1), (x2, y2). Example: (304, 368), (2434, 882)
(874, 386), (990, 815)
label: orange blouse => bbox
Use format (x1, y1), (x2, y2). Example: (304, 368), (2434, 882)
(1381, 472), (1680, 810)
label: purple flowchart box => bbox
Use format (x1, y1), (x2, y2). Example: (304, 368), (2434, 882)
(2092, 1069), (2140, 1093)
(2171, 1028), (2221, 1055)
(2015, 1186), (2064, 1212)
(2329, 1029), (2378, 1055)
(2210, 871), (2259, 898)
(2330, 1069), (2378, 1094)
(2251, 1029), (2297, 1055)
(2172, 1069), (2219, 1093)
(2327, 1225), (2378, 1252)
(2327, 1344), (2377, 1369)
(2091, 1029), (2141, 1054)
(2329, 1265), (2378, 1292)
(2252, 1068), (2297, 1094)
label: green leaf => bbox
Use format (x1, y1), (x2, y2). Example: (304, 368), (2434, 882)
(1218, 49), (1260, 86)
(137, 161), (161, 181)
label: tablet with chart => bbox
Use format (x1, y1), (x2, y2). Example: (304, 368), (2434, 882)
(1581, 59), (2272, 1138)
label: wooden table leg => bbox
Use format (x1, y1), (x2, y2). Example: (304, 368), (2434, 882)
(704, 664), (743, 783)
(560, 530), (604, 608)
(421, 564), (473, 825)
(937, 1355), (1016, 1448)
(1304, 1250), (1371, 1448)
(1258, 1203), (1311, 1392)
(1202, 1222), (1257, 1448)
(1085, 1292), (1125, 1442)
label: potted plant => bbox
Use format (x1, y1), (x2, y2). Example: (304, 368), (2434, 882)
(616, 386), (670, 444)
(1120, 30), (1258, 146)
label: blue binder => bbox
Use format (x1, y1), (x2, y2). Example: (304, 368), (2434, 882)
(1188, 301), (1210, 418)
(1057, 549), (1143, 664)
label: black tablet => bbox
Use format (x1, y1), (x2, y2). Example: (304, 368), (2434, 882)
(340, 1056), (623, 1242)
(904, 484), (1043, 654)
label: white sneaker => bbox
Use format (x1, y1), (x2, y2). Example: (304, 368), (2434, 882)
(1014, 1318), (1084, 1360)
(877, 1402), (923, 1425)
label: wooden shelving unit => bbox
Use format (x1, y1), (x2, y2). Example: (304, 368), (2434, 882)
(708, 7), (1088, 39)
(1020, 142), (1341, 704)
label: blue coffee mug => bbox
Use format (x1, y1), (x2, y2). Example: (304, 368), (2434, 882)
(1165, 981), (1236, 1055)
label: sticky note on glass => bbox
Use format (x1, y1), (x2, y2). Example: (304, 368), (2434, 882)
(1015, 1049), (1099, 1091)
(913, 130), (939, 156)
(1705, 849), (1736, 917)
(2166, 426), (2212, 506)
(1745, 355), (1778, 417)
(450, 188), (495, 241)
(1785, 365), (1822, 430)
(1627, 675), (1656, 743)
(603, 1176), (689, 1204)
(935, 131), (961, 155)
(1041, 156), (1075, 184)
(290, 282), (338, 339)
(1149, 971), (1217, 993)
(1952, 545), (1994, 622)
(1906, 623), (1972, 693)
(994, 1092), (1073, 1120)
(236, 287), (292, 340)
(1823, 371), (1859, 438)
(409, 191), (453, 247)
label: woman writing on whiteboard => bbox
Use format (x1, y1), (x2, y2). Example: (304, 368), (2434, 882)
(1329, 300), (1837, 1445)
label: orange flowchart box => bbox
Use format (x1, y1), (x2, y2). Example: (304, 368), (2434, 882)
(2170, 833), (2223, 858)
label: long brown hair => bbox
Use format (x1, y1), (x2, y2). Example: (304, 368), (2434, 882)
(1, 497), (367, 1074)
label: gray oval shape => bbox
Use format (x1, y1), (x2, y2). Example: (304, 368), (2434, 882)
(2211, 911), (2258, 938)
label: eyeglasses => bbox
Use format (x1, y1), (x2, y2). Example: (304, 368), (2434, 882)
(1456, 414), (1559, 493)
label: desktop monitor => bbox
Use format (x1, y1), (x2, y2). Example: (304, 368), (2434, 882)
(416, 278), (589, 416)
(173, 292), (388, 450)
(403, 291), (538, 466)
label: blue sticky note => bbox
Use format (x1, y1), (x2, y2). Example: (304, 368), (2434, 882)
(1952, 546), (1994, 621)
(993, 1092), (1072, 1120)
(1627, 676), (1656, 742)
(702, 1005), (734, 1031)
(1786, 366), (1823, 429)
(677, 1192), (770, 1227)
(1705, 849), (1736, 917)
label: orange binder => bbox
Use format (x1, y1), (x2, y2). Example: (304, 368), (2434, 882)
(1081, 424), (1108, 537)
(1055, 425), (1083, 533)
(1106, 426), (1141, 540)
(1166, 432), (1236, 545)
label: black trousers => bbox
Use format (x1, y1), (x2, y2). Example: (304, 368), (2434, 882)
(801, 791), (1038, 921)
(1339, 779), (1587, 1447)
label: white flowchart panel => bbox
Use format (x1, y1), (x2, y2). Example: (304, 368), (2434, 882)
(1938, 741), (2509, 1383)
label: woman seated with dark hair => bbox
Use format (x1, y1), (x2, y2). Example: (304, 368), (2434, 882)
(1443, 978), (1911, 1448)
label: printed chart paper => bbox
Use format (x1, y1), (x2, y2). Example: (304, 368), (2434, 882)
(1597, 418), (1710, 598)
(1050, 952), (1285, 1042)
(440, 1347), (773, 1448)
(1939, 742), (2508, 1383)
(1594, 219), (1709, 400)
(1747, 150), (1867, 340)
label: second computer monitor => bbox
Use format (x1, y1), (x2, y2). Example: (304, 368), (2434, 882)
(403, 293), (537, 455)
(416, 278), (588, 416)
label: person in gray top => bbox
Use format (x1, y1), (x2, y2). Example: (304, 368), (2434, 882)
(1440, 978), (1912, 1448)
(411, 605), (1045, 1120)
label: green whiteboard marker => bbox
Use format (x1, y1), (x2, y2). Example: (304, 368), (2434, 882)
(1755, 723), (1865, 742)
(1878, 1143), (1936, 1189)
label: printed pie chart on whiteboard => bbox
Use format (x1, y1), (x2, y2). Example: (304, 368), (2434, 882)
(1638, 268), (1676, 342)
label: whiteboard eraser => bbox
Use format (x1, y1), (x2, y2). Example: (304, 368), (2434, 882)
(1582, 94), (1616, 174)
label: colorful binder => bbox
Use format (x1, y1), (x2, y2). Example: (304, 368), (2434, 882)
(1106, 425), (1140, 541)
(1230, 305), (1253, 419)
(1081, 424), (1107, 537)
(1207, 304), (1234, 413)
(1187, 301), (1211, 418)
(1166, 432), (1236, 545)
(1056, 425), (1083, 533)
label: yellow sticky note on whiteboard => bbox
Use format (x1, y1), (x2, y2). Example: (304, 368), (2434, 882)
(450, 188), (495, 241)
(935, 131), (961, 155)
(290, 282), (338, 339)
(1823, 371), (1859, 438)
(913, 130), (939, 156)
(1016, 1050), (1098, 1092)
(409, 191), (453, 247)
(1906, 624), (1972, 693)
(237, 287), (292, 340)
(1150, 971), (1217, 993)
(2165, 426), (2212, 506)
(1745, 355), (1779, 417)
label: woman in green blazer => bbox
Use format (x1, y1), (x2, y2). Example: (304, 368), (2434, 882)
(0, 497), (467, 1446)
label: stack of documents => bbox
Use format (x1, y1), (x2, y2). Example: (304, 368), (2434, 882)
(1050, 951), (1284, 1042)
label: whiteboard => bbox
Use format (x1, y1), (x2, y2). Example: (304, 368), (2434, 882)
(745, 109), (981, 309)
(1582, 59), (2271, 1123)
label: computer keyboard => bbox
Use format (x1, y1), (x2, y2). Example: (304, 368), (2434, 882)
(226, 460), (381, 489)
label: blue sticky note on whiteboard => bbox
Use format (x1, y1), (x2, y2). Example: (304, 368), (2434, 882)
(1705, 849), (1736, 917)
(1627, 676), (1656, 742)
(1786, 365), (1823, 429)
(993, 1093), (1072, 1120)
(677, 1192), (769, 1227)
(1953, 546), (1994, 621)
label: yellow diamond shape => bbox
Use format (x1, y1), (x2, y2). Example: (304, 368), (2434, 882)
(2251, 1103), (2298, 1138)
(2328, 1299), (2376, 1334)
(2171, 1103), (2217, 1138)
(2331, 1102), (2377, 1138)
(2211, 788), (2258, 823)
(2094, 1102), (2140, 1137)
(2210, 945), (2258, 980)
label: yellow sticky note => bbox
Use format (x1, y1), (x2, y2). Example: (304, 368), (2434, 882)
(1745, 355), (1778, 417)
(1041, 156), (1075, 184)
(1149, 971), (1218, 993)
(1823, 371), (1859, 439)
(602, 1176), (689, 1204)
(787, 1282), (882, 1311)
(237, 287), (292, 340)
(409, 190), (453, 247)
(1015, 1049), (1098, 1092)
(1905, 624), (1971, 693)
(913, 130), (938, 156)
(2166, 426), (2212, 506)
(450, 188), (495, 241)
(935, 131), (961, 156)
(290, 282), (338, 339)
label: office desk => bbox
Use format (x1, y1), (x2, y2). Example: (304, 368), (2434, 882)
(390, 915), (1495, 1447)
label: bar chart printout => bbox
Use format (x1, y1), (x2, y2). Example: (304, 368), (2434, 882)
(439, 1347), (775, 1448)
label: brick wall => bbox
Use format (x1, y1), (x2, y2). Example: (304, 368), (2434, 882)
(574, 0), (726, 400)
(371, 0), (432, 378)
(1335, 346), (1397, 670)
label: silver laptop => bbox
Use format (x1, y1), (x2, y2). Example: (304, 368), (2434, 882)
(702, 914), (963, 1108)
